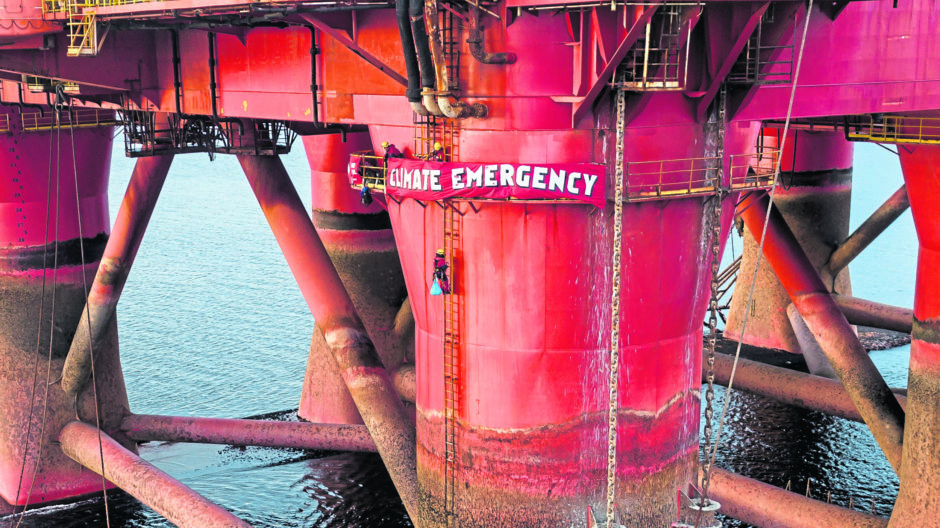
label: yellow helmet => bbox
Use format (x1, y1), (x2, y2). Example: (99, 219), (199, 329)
(433, 141), (442, 150)
(381, 141), (390, 148)
(435, 248), (445, 256)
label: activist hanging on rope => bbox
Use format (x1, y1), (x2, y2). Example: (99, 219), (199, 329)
(431, 248), (451, 295)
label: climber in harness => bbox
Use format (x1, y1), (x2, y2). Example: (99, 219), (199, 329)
(382, 141), (403, 166)
(360, 184), (373, 206)
(431, 248), (451, 295)
(428, 141), (445, 162)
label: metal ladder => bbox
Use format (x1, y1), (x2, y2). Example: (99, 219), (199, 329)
(443, 200), (462, 527)
(66, 0), (99, 56)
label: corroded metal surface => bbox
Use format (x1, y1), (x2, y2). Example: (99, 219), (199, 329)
(120, 414), (378, 452)
(239, 153), (420, 525)
(61, 154), (173, 400)
(709, 468), (888, 528)
(726, 130), (853, 353)
(738, 191), (905, 471)
(0, 120), (132, 506)
(889, 146), (940, 527)
(707, 351), (907, 423)
(300, 132), (409, 425)
(59, 421), (252, 528)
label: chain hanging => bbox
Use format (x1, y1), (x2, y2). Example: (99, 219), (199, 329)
(698, 85), (727, 526)
(604, 67), (628, 528)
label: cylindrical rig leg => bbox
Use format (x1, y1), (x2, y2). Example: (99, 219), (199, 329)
(61, 154), (173, 400)
(299, 133), (409, 425)
(0, 111), (132, 506)
(238, 153), (420, 524)
(707, 468), (888, 528)
(120, 414), (377, 452)
(889, 145), (940, 527)
(59, 421), (251, 528)
(737, 191), (905, 471)
(726, 130), (853, 352)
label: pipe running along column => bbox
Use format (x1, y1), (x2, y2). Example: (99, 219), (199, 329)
(299, 133), (409, 425)
(737, 190), (905, 471)
(59, 421), (251, 528)
(889, 145), (940, 527)
(61, 154), (174, 400)
(423, 0), (487, 119)
(238, 153), (420, 523)
(409, 0), (441, 116)
(0, 106), (132, 506)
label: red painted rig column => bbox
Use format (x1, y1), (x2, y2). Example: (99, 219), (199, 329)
(384, 111), (758, 526)
(890, 145), (940, 526)
(299, 132), (409, 425)
(0, 105), (132, 506)
(725, 130), (853, 352)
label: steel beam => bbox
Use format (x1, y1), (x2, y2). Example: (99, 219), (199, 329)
(121, 414), (378, 452)
(239, 153), (419, 524)
(61, 154), (174, 400)
(299, 13), (409, 88)
(833, 295), (913, 334)
(59, 421), (251, 528)
(706, 351), (907, 423)
(708, 468), (888, 528)
(571, 4), (659, 125)
(828, 184), (909, 275)
(737, 191), (905, 471)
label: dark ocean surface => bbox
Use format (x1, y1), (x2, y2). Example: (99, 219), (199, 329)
(3, 140), (912, 527)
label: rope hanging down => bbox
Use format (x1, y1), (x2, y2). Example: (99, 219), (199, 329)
(12, 89), (62, 528)
(64, 84), (112, 528)
(605, 67), (628, 528)
(700, 0), (816, 511)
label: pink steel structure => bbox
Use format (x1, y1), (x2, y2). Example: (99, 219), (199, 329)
(0, 0), (936, 526)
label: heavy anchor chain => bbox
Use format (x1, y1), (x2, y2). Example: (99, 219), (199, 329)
(601, 65), (628, 528)
(675, 88), (726, 528)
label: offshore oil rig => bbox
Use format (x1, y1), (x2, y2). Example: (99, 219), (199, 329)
(0, 0), (936, 526)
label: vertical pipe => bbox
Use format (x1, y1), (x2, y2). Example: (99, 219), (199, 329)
(888, 145), (940, 527)
(737, 191), (905, 471)
(61, 155), (173, 400)
(59, 421), (252, 528)
(238, 153), (420, 524)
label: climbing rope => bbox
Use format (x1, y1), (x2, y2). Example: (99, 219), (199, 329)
(700, 0), (815, 509)
(64, 85), (111, 528)
(11, 96), (61, 528)
(605, 67), (627, 527)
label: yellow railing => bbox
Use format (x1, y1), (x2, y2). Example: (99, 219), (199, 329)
(350, 152), (387, 192)
(0, 115), (10, 134)
(729, 150), (779, 191)
(21, 108), (119, 131)
(846, 115), (940, 145)
(624, 156), (721, 202)
(45, 0), (153, 14)
(349, 151), (780, 203)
